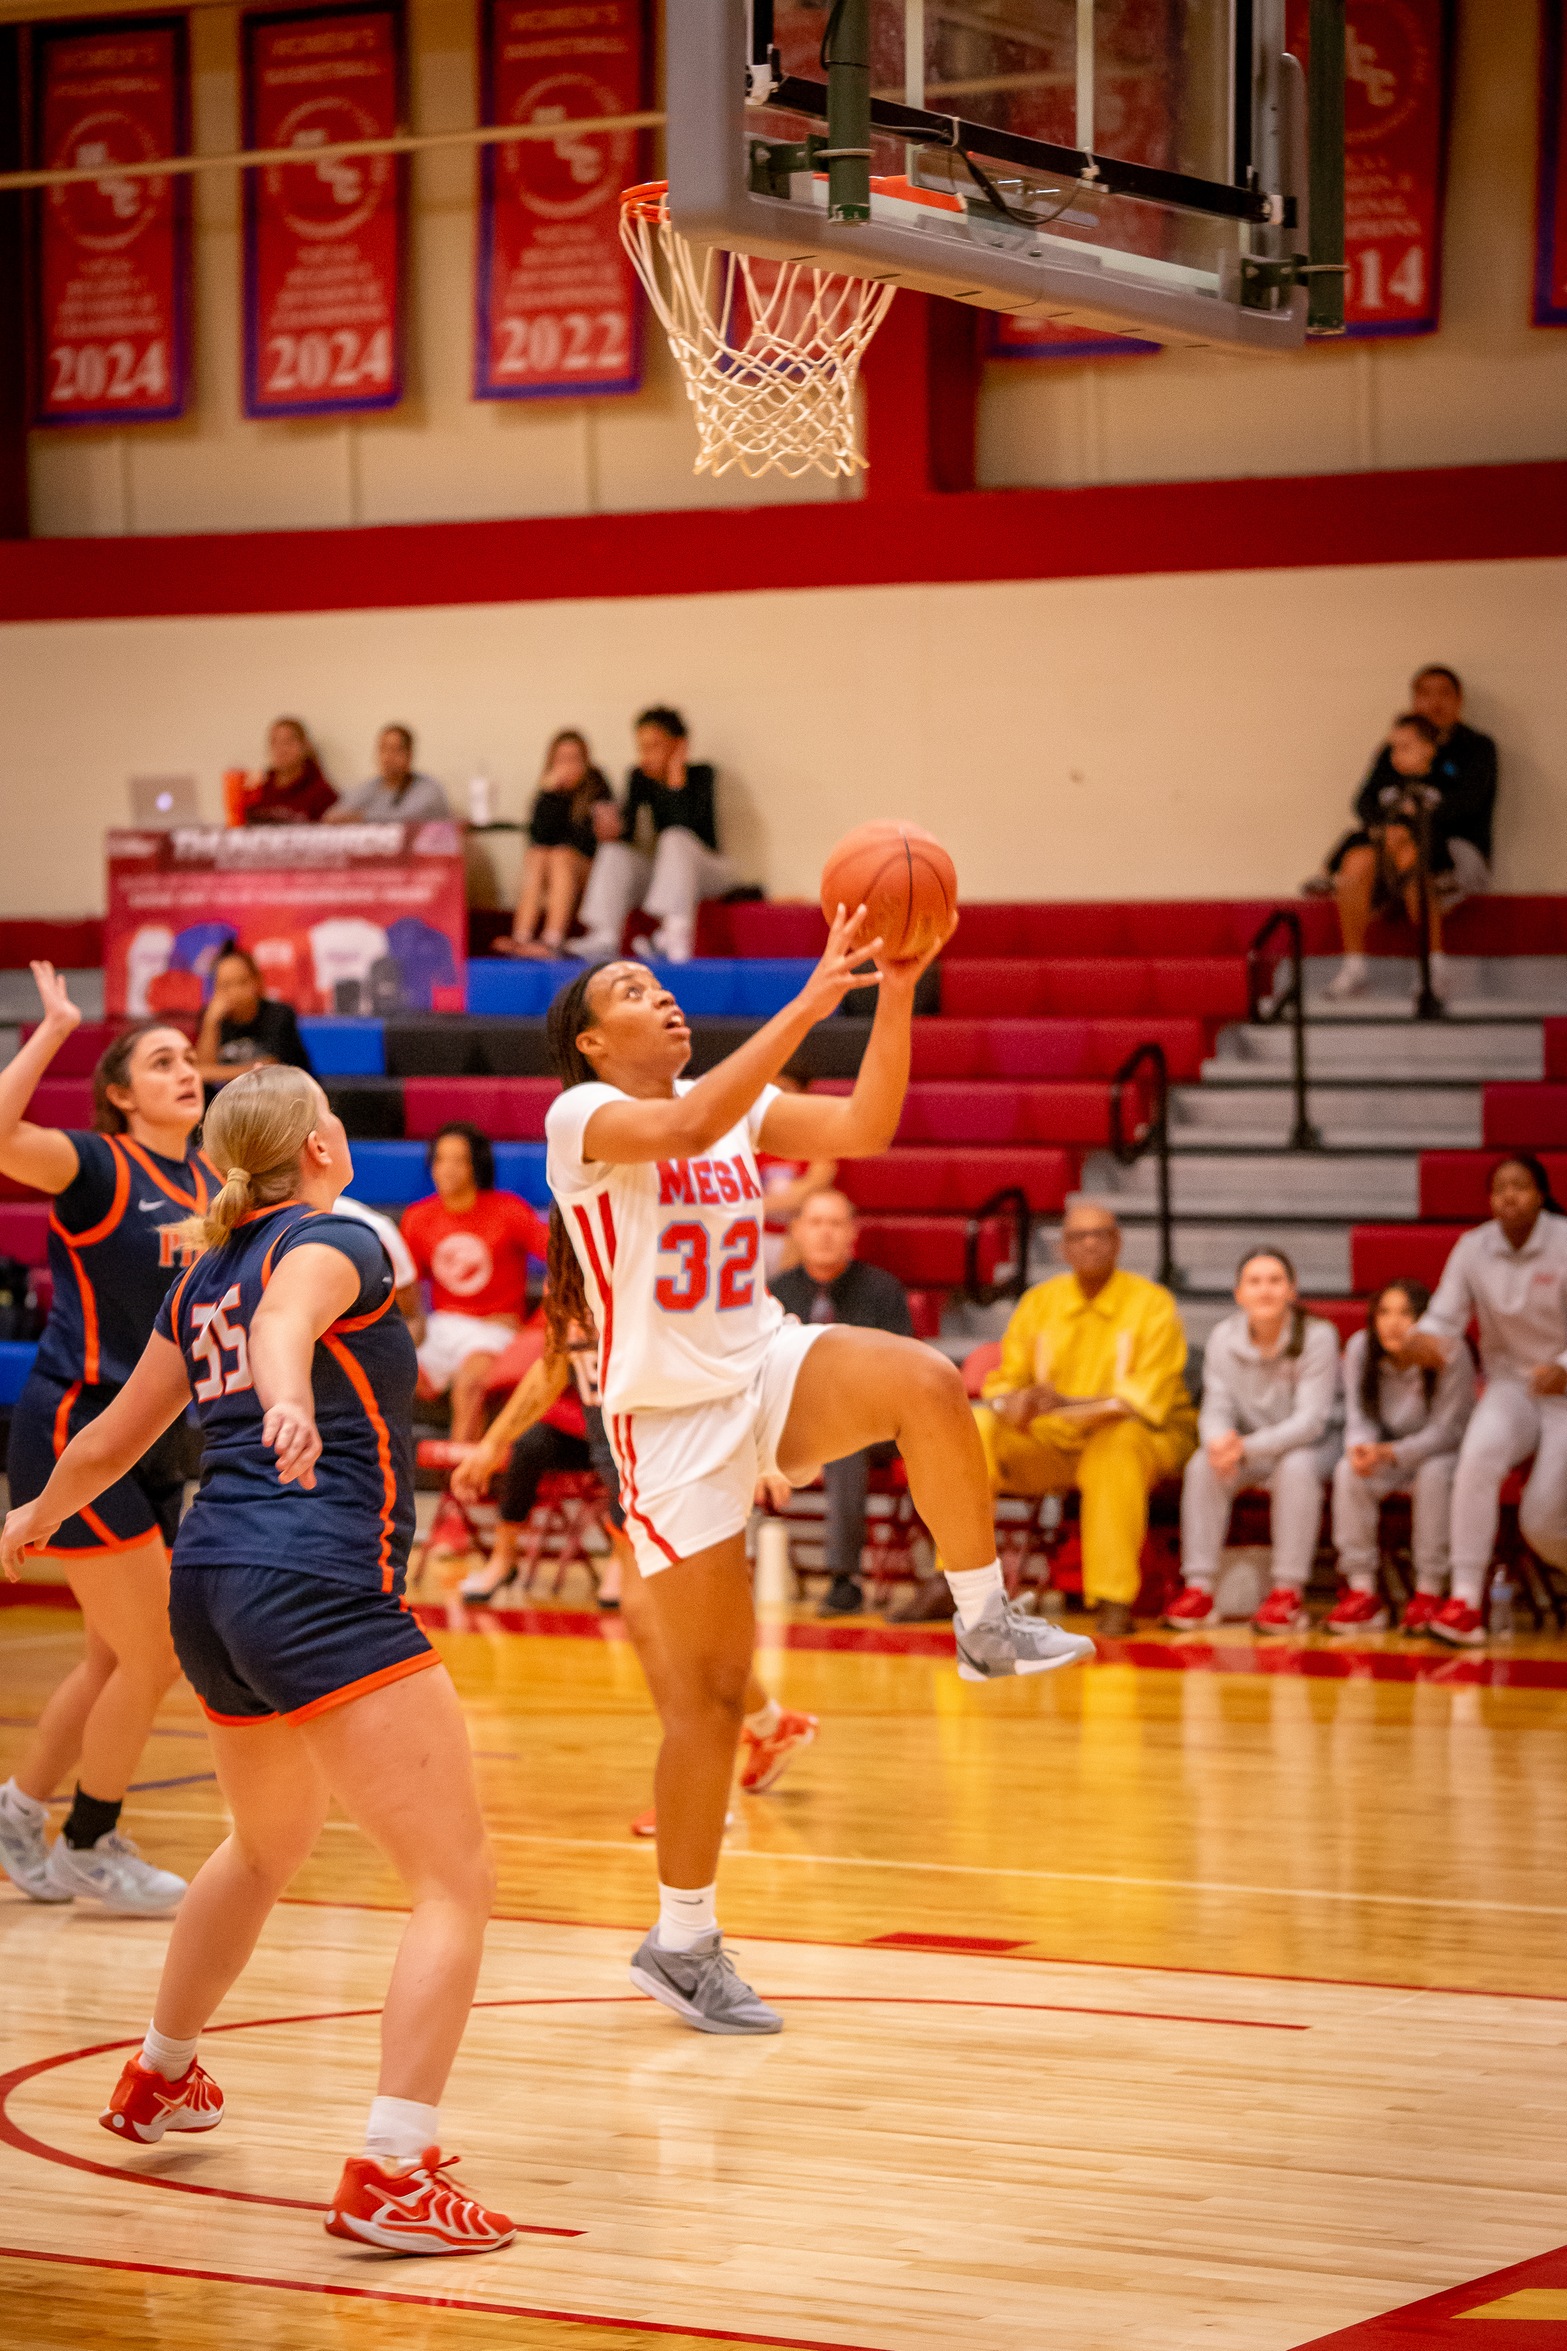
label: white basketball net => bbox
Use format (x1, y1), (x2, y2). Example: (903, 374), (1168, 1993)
(619, 183), (895, 481)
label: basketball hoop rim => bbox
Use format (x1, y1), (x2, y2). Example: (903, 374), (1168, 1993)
(620, 178), (668, 224)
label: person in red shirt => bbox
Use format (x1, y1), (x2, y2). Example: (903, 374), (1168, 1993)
(242, 716), (338, 826)
(401, 1123), (549, 1439)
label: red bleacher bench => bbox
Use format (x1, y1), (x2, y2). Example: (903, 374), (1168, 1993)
(854, 1215), (1016, 1289)
(907, 1018), (1210, 1083)
(812, 1077), (1111, 1148)
(939, 959), (1249, 1022)
(1420, 1152), (1567, 1219)
(23, 1080), (93, 1128)
(403, 1077), (559, 1141)
(0, 1205), (49, 1267)
(1546, 1023), (1567, 1082)
(837, 1146), (1076, 1215)
(1484, 1086), (1567, 1149)
(1351, 1225), (1466, 1293)
(0, 920), (104, 971)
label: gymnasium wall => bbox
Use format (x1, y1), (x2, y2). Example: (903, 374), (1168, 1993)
(3, 553), (1563, 915)
(24, 0), (1567, 537)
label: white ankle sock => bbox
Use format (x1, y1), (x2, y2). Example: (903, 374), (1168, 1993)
(656, 1881), (717, 1952)
(1341, 953), (1367, 978)
(0, 1778), (47, 1823)
(744, 1697), (781, 1738)
(364, 2095), (440, 2165)
(944, 1560), (1004, 1630)
(141, 2024), (199, 2080)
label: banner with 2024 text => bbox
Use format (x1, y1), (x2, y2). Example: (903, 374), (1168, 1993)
(474, 0), (645, 401)
(241, 0), (405, 418)
(1286, 0), (1452, 337)
(1537, 0), (1567, 326)
(30, 14), (190, 425)
(104, 824), (467, 1019)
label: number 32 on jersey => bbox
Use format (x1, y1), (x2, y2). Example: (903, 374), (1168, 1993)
(655, 1218), (761, 1314)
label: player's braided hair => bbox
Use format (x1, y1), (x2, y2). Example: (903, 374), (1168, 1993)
(542, 968), (602, 1357)
(185, 1064), (321, 1251)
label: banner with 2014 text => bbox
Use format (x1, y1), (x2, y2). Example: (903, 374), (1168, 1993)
(474, 0), (644, 402)
(30, 14), (190, 425)
(1286, 0), (1452, 337)
(241, 0), (405, 418)
(1537, 0), (1567, 326)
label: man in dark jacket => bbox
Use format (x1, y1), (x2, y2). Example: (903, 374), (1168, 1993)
(772, 1190), (914, 1616)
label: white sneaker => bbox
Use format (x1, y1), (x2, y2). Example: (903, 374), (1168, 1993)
(0, 1788), (71, 1903)
(1324, 957), (1369, 1001)
(45, 1831), (186, 1915)
(565, 932), (618, 963)
(651, 916), (694, 964)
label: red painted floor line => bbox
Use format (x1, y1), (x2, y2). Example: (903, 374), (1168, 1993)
(1289, 2239), (1567, 2346)
(0, 2243), (884, 2349)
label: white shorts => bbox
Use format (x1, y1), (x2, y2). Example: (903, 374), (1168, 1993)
(417, 1310), (519, 1392)
(606, 1321), (829, 1578)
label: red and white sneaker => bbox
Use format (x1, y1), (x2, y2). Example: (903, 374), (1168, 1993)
(426, 1496), (477, 1557)
(1253, 1585), (1310, 1635)
(1400, 1591), (1444, 1634)
(326, 2146), (516, 2256)
(1162, 1585), (1216, 1630)
(738, 1709), (818, 1795)
(100, 2055), (224, 2145)
(1429, 1596), (1487, 1649)
(1325, 1590), (1389, 1636)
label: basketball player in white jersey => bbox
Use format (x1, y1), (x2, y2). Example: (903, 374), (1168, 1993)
(541, 906), (1092, 2034)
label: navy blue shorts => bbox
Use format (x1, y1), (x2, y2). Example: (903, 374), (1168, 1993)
(169, 1564), (438, 1726)
(7, 1373), (187, 1556)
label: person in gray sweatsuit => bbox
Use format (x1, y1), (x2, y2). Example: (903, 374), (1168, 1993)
(1167, 1249), (1340, 1634)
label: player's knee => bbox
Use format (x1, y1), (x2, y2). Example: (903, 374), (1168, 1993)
(906, 1346), (967, 1423)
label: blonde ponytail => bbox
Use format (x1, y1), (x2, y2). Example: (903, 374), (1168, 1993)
(184, 1064), (322, 1252)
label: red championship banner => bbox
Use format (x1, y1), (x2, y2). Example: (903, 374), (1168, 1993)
(30, 16), (190, 426)
(1287, 0), (1452, 337)
(104, 824), (467, 1018)
(242, 1), (405, 418)
(1536, 0), (1567, 326)
(474, 0), (645, 401)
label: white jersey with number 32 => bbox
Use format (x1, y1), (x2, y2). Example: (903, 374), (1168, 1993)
(544, 1079), (786, 1414)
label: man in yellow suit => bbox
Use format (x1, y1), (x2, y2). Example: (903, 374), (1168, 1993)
(896, 1196), (1195, 1636)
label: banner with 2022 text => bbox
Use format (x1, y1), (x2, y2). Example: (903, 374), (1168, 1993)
(474, 0), (645, 402)
(1537, 0), (1567, 326)
(1286, 0), (1452, 337)
(30, 14), (191, 425)
(241, 0), (405, 418)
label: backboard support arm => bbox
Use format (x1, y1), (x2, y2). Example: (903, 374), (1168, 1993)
(823, 0), (872, 223)
(1306, 0), (1347, 333)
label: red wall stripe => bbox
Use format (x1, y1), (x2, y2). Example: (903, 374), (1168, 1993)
(1, 459), (1564, 625)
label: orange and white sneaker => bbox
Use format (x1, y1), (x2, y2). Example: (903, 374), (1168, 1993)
(738, 1708), (818, 1795)
(326, 2146), (516, 2256)
(100, 2054), (224, 2145)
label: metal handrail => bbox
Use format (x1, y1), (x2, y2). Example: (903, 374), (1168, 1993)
(1386, 782), (1445, 1022)
(1108, 1041), (1178, 1289)
(963, 1185), (1032, 1308)
(1246, 908), (1323, 1149)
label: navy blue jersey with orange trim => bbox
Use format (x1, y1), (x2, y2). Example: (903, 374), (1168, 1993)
(155, 1202), (416, 1589)
(35, 1131), (215, 1389)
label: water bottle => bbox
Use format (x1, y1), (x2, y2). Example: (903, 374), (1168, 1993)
(467, 774), (495, 827)
(1488, 1568), (1515, 1643)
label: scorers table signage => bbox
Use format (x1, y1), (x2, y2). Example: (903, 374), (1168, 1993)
(104, 823), (466, 1018)
(474, 0), (645, 402)
(30, 14), (191, 426)
(241, 1), (405, 418)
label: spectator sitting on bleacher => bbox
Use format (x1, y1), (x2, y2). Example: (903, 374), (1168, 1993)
(771, 1190), (914, 1617)
(1311, 665), (1498, 1004)
(1397, 1154), (1567, 1649)
(195, 943), (314, 1088)
(1167, 1249), (1340, 1636)
(569, 706), (735, 966)
(1326, 1279), (1474, 1637)
(499, 729), (614, 960)
(329, 724), (451, 823)
(241, 715), (337, 825)
(895, 1199), (1196, 1637)
(400, 1121), (550, 1441)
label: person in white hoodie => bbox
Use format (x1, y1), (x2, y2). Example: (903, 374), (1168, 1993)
(1327, 1279), (1474, 1636)
(1167, 1249), (1341, 1634)
(1399, 1154), (1567, 1648)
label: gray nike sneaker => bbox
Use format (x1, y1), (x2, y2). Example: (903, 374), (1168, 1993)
(955, 1596), (1097, 1682)
(0, 1791), (71, 1903)
(629, 1930), (783, 2035)
(44, 1831), (186, 1915)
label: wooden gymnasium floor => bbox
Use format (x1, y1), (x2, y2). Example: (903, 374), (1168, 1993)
(3, 1590), (1567, 2351)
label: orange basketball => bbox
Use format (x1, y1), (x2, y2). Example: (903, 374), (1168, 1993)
(819, 821), (958, 964)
